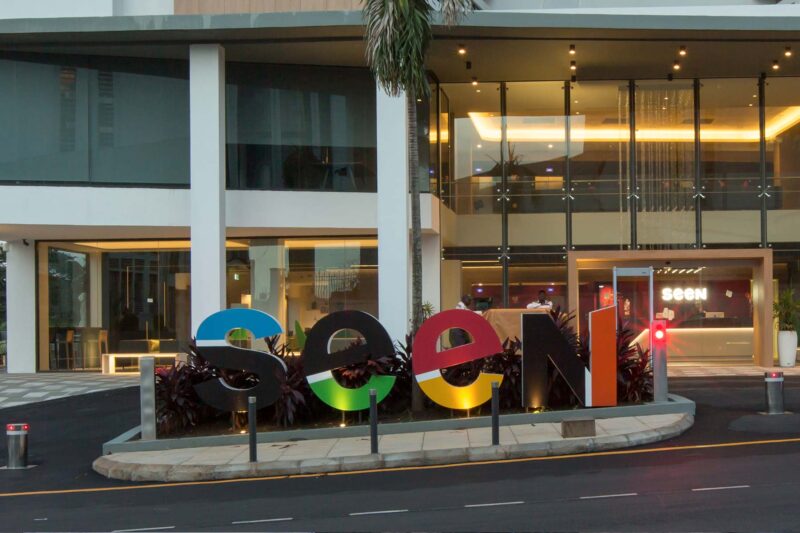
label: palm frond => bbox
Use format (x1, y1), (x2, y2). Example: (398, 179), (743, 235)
(440, 0), (473, 27)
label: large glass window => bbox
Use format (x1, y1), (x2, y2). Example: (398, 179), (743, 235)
(570, 81), (631, 248)
(0, 249), (5, 369)
(636, 80), (696, 248)
(505, 82), (567, 248)
(766, 77), (800, 244)
(700, 79), (761, 245)
(225, 238), (378, 350)
(226, 63), (376, 192)
(0, 54), (189, 186)
(37, 241), (191, 371)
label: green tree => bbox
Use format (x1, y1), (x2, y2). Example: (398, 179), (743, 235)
(363, 0), (471, 411)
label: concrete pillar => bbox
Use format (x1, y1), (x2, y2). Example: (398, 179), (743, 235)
(422, 233), (441, 315)
(377, 89), (410, 342)
(6, 240), (36, 373)
(190, 44), (226, 335)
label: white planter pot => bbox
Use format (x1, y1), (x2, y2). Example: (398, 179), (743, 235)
(778, 330), (798, 368)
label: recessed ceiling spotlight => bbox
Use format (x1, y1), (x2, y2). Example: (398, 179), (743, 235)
(664, 96), (669, 100)
(673, 60), (681, 71)
(476, 89), (481, 93)
(679, 46), (687, 56)
(458, 45), (467, 55)
(471, 77), (478, 86)
(569, 44), (576, 55)
(786, 46), (793, 58)
(574, 99), (579, 104)
(570, 60), (577, 71)
(749, 103), (754, 107)
(773, 59), (781, 70)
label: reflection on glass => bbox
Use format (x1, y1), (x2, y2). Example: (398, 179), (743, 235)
(440, 82), (502, 253)
(226, 63), (377, 192)
(47, 249), (90, 370)
(504, 82), (568, 248)
(0, 56), (189, 185)
(766, 77), (800, 243)
(570, 81), (631, 247)
(39, 242), (192, 371)
(700, 79), (761, 244)
(636, 80), (696, 247)
(225, 238), (378, 351)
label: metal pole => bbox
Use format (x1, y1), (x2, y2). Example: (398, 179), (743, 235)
(652, 319), (668, 403)
(764, 372), (785, 415)
(491, 381), (500, 446)
(693, 78), (703, 248)
(139, 356), (156, 441)
(369, 389), (378, 454)
(564, 80), (573, 250)
(500, 81), (510, 308)
(628, 79), (638, 249)
(5, 423), (28, 469)
(758, 74), (768, 248)
(248, 396), (257, 463)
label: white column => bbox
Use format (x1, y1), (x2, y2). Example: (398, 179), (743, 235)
(422, 233), (441, 314)
(190, 44), (226, 335)
(377, 89), (411, 342)
(6, 240), (36, 373)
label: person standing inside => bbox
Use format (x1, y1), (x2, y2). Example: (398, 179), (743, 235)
(526, 290), (553, 310)
(450, 295), (473, 347)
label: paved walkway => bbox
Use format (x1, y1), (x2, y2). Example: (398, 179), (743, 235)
(0, 372), (138, 409)
(94, 413), (693, 482)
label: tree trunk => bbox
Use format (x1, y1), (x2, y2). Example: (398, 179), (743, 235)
(408, 92), (425, 413)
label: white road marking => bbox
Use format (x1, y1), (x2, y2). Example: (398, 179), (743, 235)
(464, 501), (524, 508)
(231, 518), (293, 525)
(112, 527), (175, 532)
(33, 518), (48, 521)
(580, 492), (638, 500)
(349, 509), (409, 516)
(692, 485), (750, 492)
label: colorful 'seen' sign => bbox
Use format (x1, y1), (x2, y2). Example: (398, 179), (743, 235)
(194, 306), (618, 413)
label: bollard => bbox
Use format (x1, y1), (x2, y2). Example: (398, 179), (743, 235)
(6, 423), (29, 469)
(248, 396), (257, 463)
(765, 371), (785, 415)
(491, 381), (500, 446)
(139, 357), (156, 441)
(369, 388), (378, 454)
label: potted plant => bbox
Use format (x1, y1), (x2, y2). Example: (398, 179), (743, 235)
(774, 288), (800, 367)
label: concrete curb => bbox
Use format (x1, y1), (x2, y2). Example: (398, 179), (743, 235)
(93, 413), (694, 482)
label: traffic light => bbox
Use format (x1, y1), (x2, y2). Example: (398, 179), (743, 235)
(652, 320), (667, 346)
(651, 320), (668, 402)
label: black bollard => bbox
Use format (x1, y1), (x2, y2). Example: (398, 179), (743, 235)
(248, 396), (257, 462)
(369, 388), (378, 454)
(491, 381), (500, 446)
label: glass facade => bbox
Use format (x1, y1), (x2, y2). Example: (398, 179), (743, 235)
(0, 249), (5, 369)
(0, 54), (190, 186)
(225, 238), (378, 350)
(38, 241), (192, 371)
(439, 76), (800, 311)
(226, 63), (377, 192)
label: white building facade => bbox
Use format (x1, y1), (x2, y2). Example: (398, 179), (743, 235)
(3, 0), (800, 372)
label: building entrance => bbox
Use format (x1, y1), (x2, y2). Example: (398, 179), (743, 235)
(568, 249), (774, 367)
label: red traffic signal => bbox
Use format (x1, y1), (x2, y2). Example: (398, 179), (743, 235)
(652, 320), (667, 347)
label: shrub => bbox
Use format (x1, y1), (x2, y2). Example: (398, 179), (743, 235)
(154, 360), (212, 436)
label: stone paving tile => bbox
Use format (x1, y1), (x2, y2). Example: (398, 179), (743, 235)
(466, 426), (517, 447)
(510, 423), (561, 443)
(0, 372), (136, 409)
(635, 414), (681, 429)
(379, 432), (424, 453)
(596, 417), (648, 436)
(327, 437), (371, 458)
(422, 429), (469, 451)
(275, 438), (338, 460)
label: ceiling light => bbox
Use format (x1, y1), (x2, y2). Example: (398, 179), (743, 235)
(749, 103), (754, 107)
(569, 44), (576, 55)
(476, 144), (482, 148)
(476, 89), (481, 93)
(673, 60), (681, 71)
(570, 60), (577, 71)
(547, 144), (554, 149)
(679, 46), (687, 56)
(662, 106), (667, 110)
(574, 99), (579, 104)
(664, 96), (669, 100)
(786, 47), (793, 58)
(773, 60), (780, 70)
(458, 45), (467, 55)
(471, 77), (478, 86)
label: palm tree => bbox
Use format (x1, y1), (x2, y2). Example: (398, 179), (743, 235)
(363, 0), (472, 334)
(364, 0), (471, 412)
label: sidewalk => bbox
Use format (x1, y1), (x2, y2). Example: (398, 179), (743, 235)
(94, 413), (693, 482)
(0, 372), (138, 409)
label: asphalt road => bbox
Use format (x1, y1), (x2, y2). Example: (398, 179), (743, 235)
(2, 377), (800, 532)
